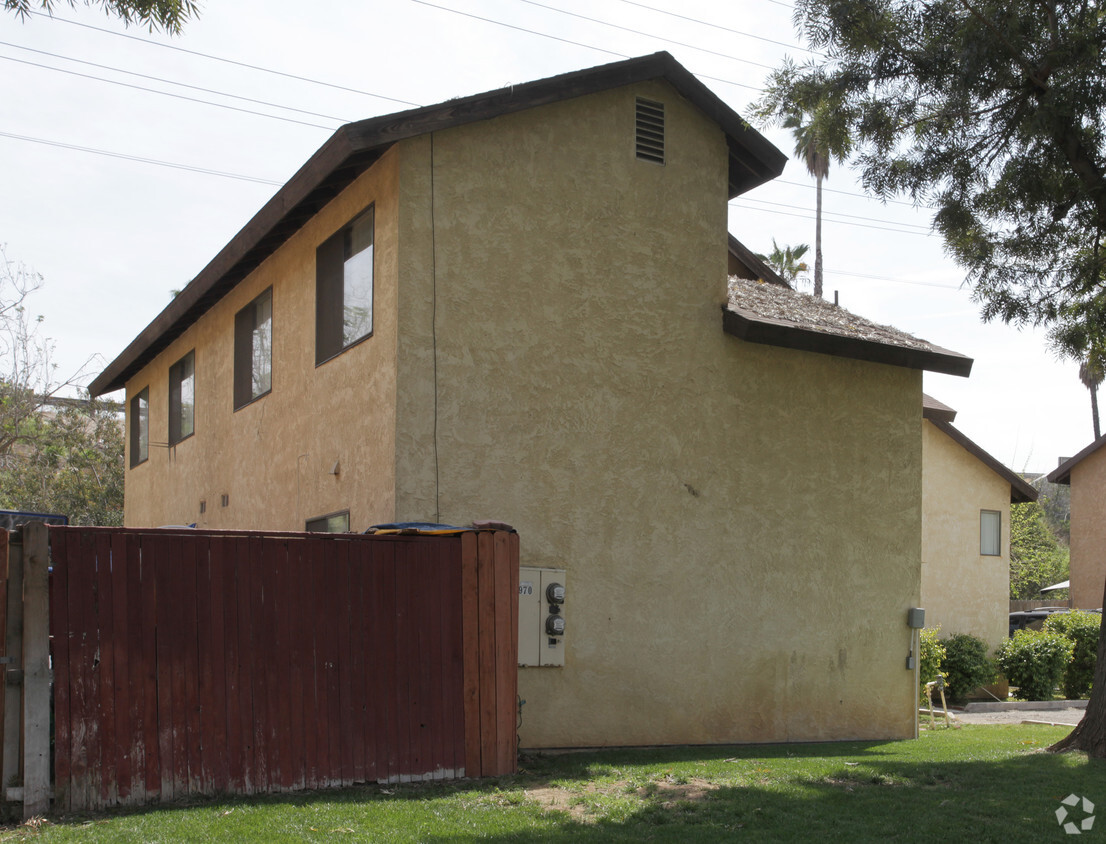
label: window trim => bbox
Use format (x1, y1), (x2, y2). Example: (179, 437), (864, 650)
(168, 349), (196, 445)
(129, 386), (150, 468)
(980, 509), (1002, 556)
(233, 287), (273, 410)
(306, 510), (351, 533)
(315, 205), (375, 366)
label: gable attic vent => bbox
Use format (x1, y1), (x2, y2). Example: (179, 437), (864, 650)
(635, 97), (665, 164)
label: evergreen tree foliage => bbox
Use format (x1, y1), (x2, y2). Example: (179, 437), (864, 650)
(760, 0), (1106, 347)
(4, 0), (197, 32)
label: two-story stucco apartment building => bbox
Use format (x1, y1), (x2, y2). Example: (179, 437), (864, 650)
(91, 52), (973, 748)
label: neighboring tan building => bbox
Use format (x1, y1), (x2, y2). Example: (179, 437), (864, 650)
(90, 53), (973, 748)
(920, 395), (1037, 651)
(1048, 436), (1106, 609)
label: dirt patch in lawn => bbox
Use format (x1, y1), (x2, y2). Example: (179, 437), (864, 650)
(525, 778), (720, 820)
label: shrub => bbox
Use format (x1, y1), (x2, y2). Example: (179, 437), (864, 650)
(996, 630), (1074, 700)
(940, 633), (996, 703)
(918, 628), (945, 702)
(1043, 611), (1101, 698)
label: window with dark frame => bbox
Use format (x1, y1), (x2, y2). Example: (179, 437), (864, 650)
(316, 206), (374, 365)
(980, 509), (1001, 556)
(129, 387), (149, 468)
(306, 510), (350, 533)
(169, 350), (195, 444)
(234, 288), (273, 409)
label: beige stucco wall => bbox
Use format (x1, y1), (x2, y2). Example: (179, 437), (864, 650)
(392, 80), (923, 747)
(919, 420), (1011, 652)
(1070, 449), (1106, 610)
(123, 147), (403, 531)
(121, 79), (924, 748)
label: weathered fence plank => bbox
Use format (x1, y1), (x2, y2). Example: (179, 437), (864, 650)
(45, 527), (517, 811)
(22, 522), (51, 818)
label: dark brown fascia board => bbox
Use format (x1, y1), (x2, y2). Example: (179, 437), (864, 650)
(89, 51), (784, 396)
(727, 234), (789, 288)
(722, 307), (974, 377)
(1046, 433), (1106, 485)
(921, 392), (957, 423)
(929, 419), (1038, 503)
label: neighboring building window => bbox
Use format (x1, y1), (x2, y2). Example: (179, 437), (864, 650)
(234, 288), (272, 409)
(980, 510), (1001, 556)
(169, 350), (195, 444)
(316, 206), (374, 364)
(129, 387), (149, 467)
(306, 511), (350, 533)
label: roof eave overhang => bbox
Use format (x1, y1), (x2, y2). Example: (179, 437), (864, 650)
(930, 419), (1039, 503)
(90, 52), (785, 396)
(722, 307), (974, 377)
(1046, 433), (1106, 485)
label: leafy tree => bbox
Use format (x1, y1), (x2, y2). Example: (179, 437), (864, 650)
(756, 239), (810, 289)
(4, 0), (197, 32)
(757, 85), (852, 299)
(1010, 500), (1069, 600)
(0, 396), (124, 525)
(760, 0), (1106, 346)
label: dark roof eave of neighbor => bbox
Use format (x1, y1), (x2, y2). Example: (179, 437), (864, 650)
(1047, 432), (1106, 485)
(89, 51), (786, 397)
(929, 419), (1038, 503)
(721, 306), (974, 378)
(922, 393), (957, 423)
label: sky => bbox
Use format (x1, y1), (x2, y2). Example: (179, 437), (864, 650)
(1, 0), (1096, 475)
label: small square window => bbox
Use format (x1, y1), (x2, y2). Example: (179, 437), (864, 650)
(980, 510), (1001, 556)
(234, 288), (272, 409)
(129, 387), (149, 468)
(316, 207), (374, 364)
(306, 510), (350, 533)
(169, 350), (195, 444)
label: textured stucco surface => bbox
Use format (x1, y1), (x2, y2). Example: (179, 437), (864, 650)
(121, 80), (924, 748)
(393, 81), (922, 747)
(1070, 449), (1106, 610)
(124, 147), (403, 530)
(920, 420), (1011, 651)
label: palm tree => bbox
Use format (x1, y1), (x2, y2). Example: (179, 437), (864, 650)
(781, 103), (852, 299)
(756, 240), (810, 289)
(1079, 354), (1105, 439)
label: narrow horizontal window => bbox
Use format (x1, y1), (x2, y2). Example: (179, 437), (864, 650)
(306, 510), (350, 533)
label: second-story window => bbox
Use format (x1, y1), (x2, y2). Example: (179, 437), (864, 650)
(234, 287), (272, 409)
(316, 206), (374, 364)
(129, 387), (149, 467)
(980, 510), (1001, 556)
(169, 350), (195, 444)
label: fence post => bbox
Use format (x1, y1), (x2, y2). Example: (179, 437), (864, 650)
(2, 534), (23, 800)
(22, 522), (50, 818)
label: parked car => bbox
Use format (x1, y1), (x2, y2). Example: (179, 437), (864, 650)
(1008, 607), (1101, 636)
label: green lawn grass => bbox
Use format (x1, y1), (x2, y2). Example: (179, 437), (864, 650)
(5, 725), (1103, 842)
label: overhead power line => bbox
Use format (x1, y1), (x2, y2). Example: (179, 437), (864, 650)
(32, 11), (424, 108)
(729, 200), (938, 237)
(607, 0), (812, 49)
(738, 195), (935, 232)
(0, 130), (282, 185)
(2, 41), (354, 125)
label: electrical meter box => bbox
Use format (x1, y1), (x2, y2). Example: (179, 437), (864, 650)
(518, 567), (566, 667)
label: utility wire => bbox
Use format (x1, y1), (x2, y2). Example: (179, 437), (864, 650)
(607, 0), (811, 49)
(0, 54), (337, 131)
(511, 0), (778, 70)
(729, 201), (938, 237)
(0, 130), (283, 185)
(31, 11), (424, 108)
(407, 0), (763, 92)
(2, 41), (354, 124)
(739, 195), (935, 232)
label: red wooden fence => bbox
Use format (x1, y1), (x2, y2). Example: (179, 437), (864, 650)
(42, 526), (518, 812)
